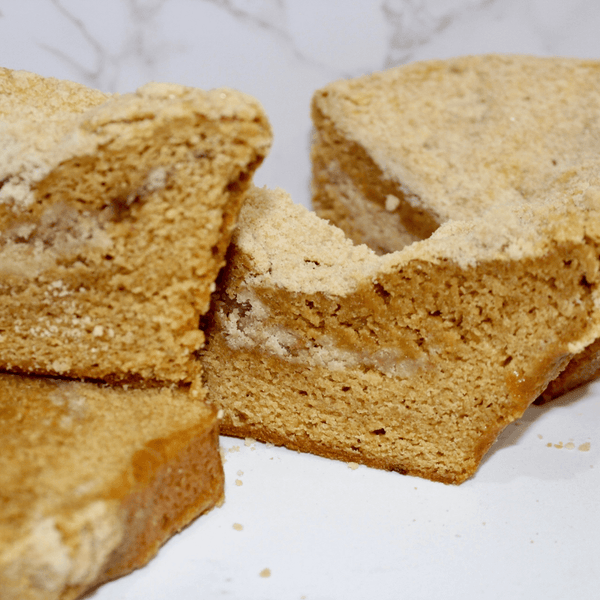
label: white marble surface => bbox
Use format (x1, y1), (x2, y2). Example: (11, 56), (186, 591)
(2, 2), (600, 599)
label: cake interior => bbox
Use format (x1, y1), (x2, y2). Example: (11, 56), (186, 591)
(202, 186), (600, 483)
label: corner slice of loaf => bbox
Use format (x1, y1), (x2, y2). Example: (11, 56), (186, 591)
(0, 67), (271, 385)
(0, 374), (223, 600)
(311, 54), (600, 399)
(201, 185), (600, 484)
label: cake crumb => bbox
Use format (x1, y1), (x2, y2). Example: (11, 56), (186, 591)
(259, 568), (271, 578)
(229, 446), (240, 453)
(348, 462), (359, 470)
(244, 437), (256, 447)
(565, 442), (575, 450)
(537, 434), (543, 439)
(579, 442), (591, 452)
(237, 470), (244, 476)
(554, 442), (563, 449)
(385, 194), (400, 212)
(233, 523), (243, 531)
(235, 479), (243, 487)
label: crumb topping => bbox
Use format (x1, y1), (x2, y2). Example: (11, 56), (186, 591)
(313, 55), (600, 222)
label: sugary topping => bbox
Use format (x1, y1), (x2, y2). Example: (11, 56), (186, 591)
(313, 55), (600, 222)
(0, 68), (269, 211)
(240, 181), (600, 287)
(235, 187), (380, 295)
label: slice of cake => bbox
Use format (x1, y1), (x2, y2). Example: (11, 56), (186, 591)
(311, 54), (600, 399)
(0, 67), (271, 385)
(311, 54), (600, 253)
(201, 185), (600, 484)
(0, 373), (223, 600)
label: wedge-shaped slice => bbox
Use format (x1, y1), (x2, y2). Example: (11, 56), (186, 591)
(0, 374), (223, 600)
(311, 54), (600, 400)
(0, 67), (271, 384)
(202, 186), (600, 484)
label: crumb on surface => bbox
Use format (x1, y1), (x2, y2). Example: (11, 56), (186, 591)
(385, 194), (400, 212)
(259, 568), (271, 578)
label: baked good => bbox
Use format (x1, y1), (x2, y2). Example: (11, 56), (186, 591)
(0, 67), (271, 385)
(311, 54), (600, 253)
(311, 54), (600, 399)
(0, 373), (223, 600)
(201, 185), (600, 484)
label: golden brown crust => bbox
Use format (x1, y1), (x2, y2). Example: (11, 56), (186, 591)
(202, 186), (600, 484)
(0, 374), (224, 600)
(0, 68), (272, 384)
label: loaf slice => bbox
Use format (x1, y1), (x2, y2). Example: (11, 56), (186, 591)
(311, 54), (600, 252)
(311, 54), (600, 399)
(202, 185), (600, 484)
(0, 67), (271, 384)
(0, 373), (223, 600)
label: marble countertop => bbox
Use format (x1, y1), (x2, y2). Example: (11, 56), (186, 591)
(2, 2), (600, 599)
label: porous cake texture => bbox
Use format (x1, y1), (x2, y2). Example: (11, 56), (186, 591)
(311, 54), (600, 399)
(0, 373), (224, 600)
(0, 67), (271, 384)
(202, 186), (600, 484)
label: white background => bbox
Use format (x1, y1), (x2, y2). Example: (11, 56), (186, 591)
(1, 2), (599, 599)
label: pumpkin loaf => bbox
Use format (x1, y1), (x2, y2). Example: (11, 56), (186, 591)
(0, 67), (271, 385)
(0, 373), (223, 600)
(202, 185), (600, 484)
(311, 54), (600, 400)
